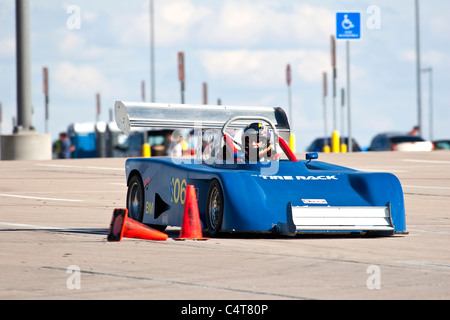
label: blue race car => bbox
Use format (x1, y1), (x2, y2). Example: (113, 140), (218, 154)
(115, 102), (407, 237)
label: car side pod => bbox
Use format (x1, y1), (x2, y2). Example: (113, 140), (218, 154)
(107, 208), (168, 242)
(175, 185), (209, 241)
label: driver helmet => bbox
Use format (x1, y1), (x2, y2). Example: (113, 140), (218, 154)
(242, 123), (272, 161)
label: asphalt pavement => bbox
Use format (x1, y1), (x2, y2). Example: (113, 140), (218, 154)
(0, 151), (449, 301)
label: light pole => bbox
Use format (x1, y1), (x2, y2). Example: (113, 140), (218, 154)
(149, 0), (155, 102)
(15, 0), (33, 132)
(415, 0), (423, 136)
(2, 0), (51, 160)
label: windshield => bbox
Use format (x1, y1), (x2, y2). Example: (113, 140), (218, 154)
(200, 127), (286, 164)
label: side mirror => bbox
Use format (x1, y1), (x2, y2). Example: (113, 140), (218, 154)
(305, 153), (318, 163)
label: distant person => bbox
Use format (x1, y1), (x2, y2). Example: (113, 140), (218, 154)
(171, 135), (184, 157)
(409, 126), (420, 136)
(54, 132), (75, 159)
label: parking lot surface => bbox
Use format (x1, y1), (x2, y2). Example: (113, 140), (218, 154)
(0, 151), (449, 300)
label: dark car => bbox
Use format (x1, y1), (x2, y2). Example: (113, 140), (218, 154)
(306, 137), (362, 152)
(369, 132), (433, 151)
(433, 140), (450, 150)
(114, 129), (173, 157)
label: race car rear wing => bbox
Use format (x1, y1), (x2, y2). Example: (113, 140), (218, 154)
(114, 101), (291, 138)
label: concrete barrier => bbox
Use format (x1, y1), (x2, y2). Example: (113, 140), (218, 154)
(1, 131), (51, 161)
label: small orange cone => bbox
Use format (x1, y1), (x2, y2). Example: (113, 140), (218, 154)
(107, 208), (168, 242)
(176, 185), (209, 241)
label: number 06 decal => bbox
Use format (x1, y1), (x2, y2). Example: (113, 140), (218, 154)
(170, 178), (187, 205)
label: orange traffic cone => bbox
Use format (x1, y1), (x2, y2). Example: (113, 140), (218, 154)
(176, 185), (209, 241)
(107, 208), (168, 242)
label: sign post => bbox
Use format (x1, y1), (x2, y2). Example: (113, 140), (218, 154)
(178, 52), (185, 104)
(96, 93), (101, 123)
(202, 82), (208, 105)
(286, 64), (292, 126)
(141, 80), (146, 102)
(322, 72), (330, 153)
(336, 12), (361, 152)
(286, 64), (295, 152)
(43, 67), (49, 133)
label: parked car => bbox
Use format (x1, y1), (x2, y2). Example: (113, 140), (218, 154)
(306, 137), (362, 152)
(369, 132), (434, 151)
(433, 140), (450, 150)
(114, 129), (173, 158)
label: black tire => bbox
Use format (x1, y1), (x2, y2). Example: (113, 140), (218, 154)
(206, 180), (224, 237)
(126, 174), (167, 232)
(126, 174), (144, 222)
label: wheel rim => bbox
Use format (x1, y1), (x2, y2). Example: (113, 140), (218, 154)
(208, 188), (221, 229)
(128, 181), (142, 221)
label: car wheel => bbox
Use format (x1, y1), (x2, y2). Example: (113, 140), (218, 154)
(127, 174), (144, 222)
(206, 180), (224, 237)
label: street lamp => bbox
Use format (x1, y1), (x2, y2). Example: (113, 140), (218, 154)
(149, 0), (155, 102)
(415, 0), (423, 137)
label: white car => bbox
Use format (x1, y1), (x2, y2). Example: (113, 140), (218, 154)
(369, 132), (434, 152)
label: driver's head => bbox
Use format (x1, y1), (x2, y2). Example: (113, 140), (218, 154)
(242, 123), (271, 161)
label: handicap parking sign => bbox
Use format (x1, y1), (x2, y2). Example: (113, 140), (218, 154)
(336, 12), (361, 39)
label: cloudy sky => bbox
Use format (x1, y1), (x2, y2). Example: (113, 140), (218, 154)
(0, 0), (449, 151)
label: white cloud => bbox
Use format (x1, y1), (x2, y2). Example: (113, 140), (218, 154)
(82, 11), (97, 23)
(161, 0), (203, 26)
(110, 1), (334, 49)
(58, 31), (106, 59)
(111, 0), (210, 47)
(54, 62), (112, 96)
(397, 49), (449, 68)
(199, 49), (331, 87)
(156, 0), (211, 46)
(197, 2), (334, 47)
(0, 37), (15, 57)
(60, 32), (86, 53)
(1, 0), (449, 146)
(291, 4), (334, 45)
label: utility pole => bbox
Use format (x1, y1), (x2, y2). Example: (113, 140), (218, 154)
(149, 0), (155, 102)
(15, 0), (33, 132)
(2, 0), (51, 160)
(415, 0), (423, 136)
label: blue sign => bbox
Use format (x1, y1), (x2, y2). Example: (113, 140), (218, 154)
(336, 12), (361, 40)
